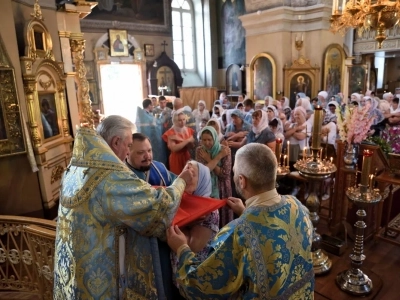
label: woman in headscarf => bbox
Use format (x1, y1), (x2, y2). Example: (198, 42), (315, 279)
(284, 106), (309, 165)
(266, 105), (284, 137)
(192, 100), (210, 131)
(197, 126), (233, 226)
(206, 118), (225, 143)
(365, 96), (384, 136)
(248, 110), (276, 150)
(162, 109), (195, 174)
(225, 109), (252, 150)
(170, 161), (220, 295)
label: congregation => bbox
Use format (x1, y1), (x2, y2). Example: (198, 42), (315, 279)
(54, 87), (400, 299)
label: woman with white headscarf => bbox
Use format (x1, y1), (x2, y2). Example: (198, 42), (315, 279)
(192, 100), (210, 131)
(266, 105), (284, 137)
(162, 108), (195, 174)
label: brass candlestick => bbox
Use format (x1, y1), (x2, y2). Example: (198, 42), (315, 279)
(336, 150), (381, 295)
(294, 106), (337, 275)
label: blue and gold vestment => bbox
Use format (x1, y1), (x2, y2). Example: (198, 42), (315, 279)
(53, 128), (185, 299)
(176, 194), (314, 299)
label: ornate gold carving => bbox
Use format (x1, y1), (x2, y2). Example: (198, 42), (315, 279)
(51, 165), (65, 184)
(0, 66), (27, 156)
(39, 79), (52, 90)
(57, 83), (70, 137)
(70, 37), (94, 128)
(25, 61), (32, 71)
(31, 0), (44, 21)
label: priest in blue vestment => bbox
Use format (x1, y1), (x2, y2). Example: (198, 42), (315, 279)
(167, 143), (314, 299)
(53, 115), (194, 300)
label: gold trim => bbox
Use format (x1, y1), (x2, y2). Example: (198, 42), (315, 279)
(249, 52), (277, 100)
(323, 44), (346, 94)
(39, 78), (52, 90)
(31, 0), (44, 21)
(58, 31), (71, 38)
(70, 37), (94, 128)
(283, 56), (320, 104)
(51, 165), (65, 184)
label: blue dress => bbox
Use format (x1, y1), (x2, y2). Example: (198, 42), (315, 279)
(247, 128), (276, 145)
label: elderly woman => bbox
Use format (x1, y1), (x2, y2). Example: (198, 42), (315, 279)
(162, 109), (195, 174)
(197, 126), (233, 226)
(170, 161), (220, 294)
(192, 100), (210, 131)
(284, 106), (309, 163)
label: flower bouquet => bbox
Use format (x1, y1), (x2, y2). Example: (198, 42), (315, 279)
(382, 124), (400, 154)
(336, 104), (376, 144)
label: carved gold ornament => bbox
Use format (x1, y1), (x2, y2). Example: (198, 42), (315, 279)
(51, 165), (65, 184)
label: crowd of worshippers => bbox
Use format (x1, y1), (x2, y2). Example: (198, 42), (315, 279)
(141, 88), (400, 176)
(53, 88), (400, 299)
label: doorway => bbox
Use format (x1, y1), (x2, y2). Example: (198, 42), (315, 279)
(100, 64), (142, 123)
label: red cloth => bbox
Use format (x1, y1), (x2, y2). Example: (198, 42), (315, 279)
(173, 192), (227, 227)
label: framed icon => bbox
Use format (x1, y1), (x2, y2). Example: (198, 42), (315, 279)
(144, 44), (155, 57)
(109, 29), (129, 57)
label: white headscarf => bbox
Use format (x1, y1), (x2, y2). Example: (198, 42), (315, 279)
(172, 108), (187, 133)
(212, 105), (225, 119)
(252, 110), (269, 137)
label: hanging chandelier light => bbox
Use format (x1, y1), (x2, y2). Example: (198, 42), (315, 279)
(330, 0), (400, 49)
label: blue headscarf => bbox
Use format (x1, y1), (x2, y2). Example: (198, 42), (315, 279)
(193, 162), (212, 197)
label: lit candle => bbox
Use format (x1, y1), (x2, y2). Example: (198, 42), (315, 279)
(312, 106), (323, 150)
(330, 157), (333, 164)
(287, 141), (290, 165)
(342, 0), (346, 12)
(303, 147), (307, 160)
(319, 148), (323, 159)
(284, 155), (287, 167)
(360, 150), (373, 187)
(369, 174), (374, 191)
(275, 138), (282, 164)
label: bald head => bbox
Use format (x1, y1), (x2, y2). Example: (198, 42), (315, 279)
(173, 98), (183, 110)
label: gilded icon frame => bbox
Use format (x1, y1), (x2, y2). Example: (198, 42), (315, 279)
(249, 53), (276, 100)
(109, 29), (129, 57)
(323, 44), (345, 99)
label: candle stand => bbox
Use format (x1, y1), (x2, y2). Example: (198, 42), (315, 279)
(336, 150), (381, 295)
(294, 146), (337, 275)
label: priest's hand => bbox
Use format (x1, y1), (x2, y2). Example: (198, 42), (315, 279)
(178, 163), (195, 186)
(227, 197), (245, 216)
(167, 225), (188, 253)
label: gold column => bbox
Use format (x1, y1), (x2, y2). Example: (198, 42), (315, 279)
(57, 80), (70, 137)
(24, 80), (41, 148)
(70, 33), (94, 128)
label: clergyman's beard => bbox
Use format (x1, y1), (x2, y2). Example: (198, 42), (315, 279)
(138, 165), (151, 172)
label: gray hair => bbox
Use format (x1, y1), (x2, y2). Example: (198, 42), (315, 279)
(96, 115), (136, 145)
(173, 98), (183, 109)
(235, 143), (277, 192)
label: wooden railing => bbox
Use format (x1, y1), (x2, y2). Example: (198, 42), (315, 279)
(0, 216), (56, 299)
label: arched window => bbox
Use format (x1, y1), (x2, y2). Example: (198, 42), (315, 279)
(171, 0), (195, 71)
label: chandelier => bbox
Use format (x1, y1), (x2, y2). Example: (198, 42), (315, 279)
(330, 0), (400, 49)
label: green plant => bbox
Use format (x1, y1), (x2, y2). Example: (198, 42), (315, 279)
(366, 136), (392, 156)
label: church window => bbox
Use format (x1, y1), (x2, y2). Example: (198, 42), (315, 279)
(172, 0), (195, 71)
